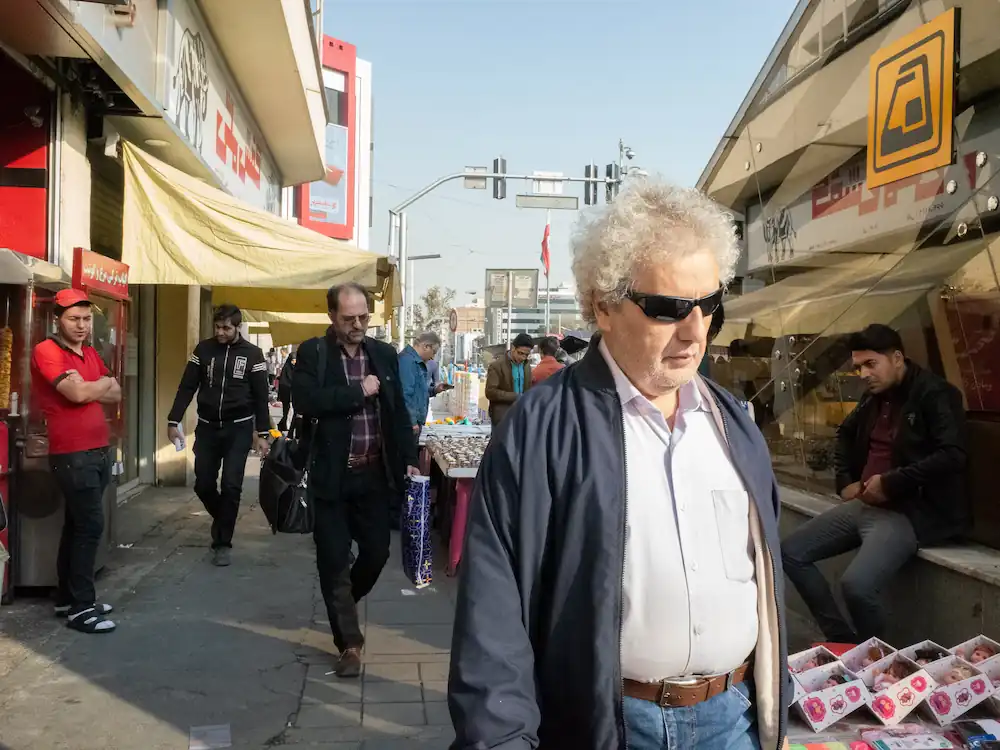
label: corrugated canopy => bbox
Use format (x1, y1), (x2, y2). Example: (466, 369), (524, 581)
(121, 143), (389, 300)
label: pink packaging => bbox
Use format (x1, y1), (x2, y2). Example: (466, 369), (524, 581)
(921, 656), (994, 724)
(950, 635), (1000, 666)
(842, 637), (897, 674)
(792, 661), (869, 733)
(858, 654), (936, 726)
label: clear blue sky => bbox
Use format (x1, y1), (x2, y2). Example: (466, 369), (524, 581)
(324, 0), (796, 303)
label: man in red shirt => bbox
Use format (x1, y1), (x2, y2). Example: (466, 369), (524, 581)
(31, 289), (121, 634)
(531, 336), (565, 384)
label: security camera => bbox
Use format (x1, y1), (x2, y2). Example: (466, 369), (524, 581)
(624, 147), (636, 160)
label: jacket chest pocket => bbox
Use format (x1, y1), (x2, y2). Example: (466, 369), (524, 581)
(711, 489), (754, 582)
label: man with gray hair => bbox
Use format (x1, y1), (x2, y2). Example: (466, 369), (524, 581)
(448, 179), (790, 750)
(399, 331), (446, 436)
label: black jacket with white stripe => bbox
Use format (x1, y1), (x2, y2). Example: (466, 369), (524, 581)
(168, 335), (271, 434)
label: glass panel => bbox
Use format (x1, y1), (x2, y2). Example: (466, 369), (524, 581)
(705, 0), (1000, 512)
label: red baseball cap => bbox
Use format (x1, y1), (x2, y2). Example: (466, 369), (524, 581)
(54, 289), (91, 309)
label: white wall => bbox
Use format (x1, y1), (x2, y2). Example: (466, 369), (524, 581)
(354, 57), (372, 251)
(56, 93), (91, 274)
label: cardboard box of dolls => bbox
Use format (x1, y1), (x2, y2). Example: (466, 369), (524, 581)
(792, 661), (870, 732)
(919, 656), (994, 724)
(842, 638), (897, 675)
(789, 646), (840, 677)
(951, 636), (1000, 667)
(976, 656), (1000, 710)
(858, 653), (937, 725)
(899, 641), (951, 668)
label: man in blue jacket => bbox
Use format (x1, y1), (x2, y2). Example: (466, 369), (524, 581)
(448, 179), (790, 750)
(398, 331), (444, 435)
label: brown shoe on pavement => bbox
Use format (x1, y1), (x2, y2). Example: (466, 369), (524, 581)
(335, 647), (362, 679)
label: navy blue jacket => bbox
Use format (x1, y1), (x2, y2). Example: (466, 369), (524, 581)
(448, 339), (790, 750)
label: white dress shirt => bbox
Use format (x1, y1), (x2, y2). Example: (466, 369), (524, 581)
(599, 340), (758, 682)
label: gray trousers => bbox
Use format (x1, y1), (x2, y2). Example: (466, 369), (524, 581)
(782, 500), (918, 642)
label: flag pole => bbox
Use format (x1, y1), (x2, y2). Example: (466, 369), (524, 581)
(544, 209), (551, 333)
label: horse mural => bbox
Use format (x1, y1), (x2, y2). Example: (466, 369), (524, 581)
(173, 29), (209, 151)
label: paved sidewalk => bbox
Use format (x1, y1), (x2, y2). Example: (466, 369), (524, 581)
(0, 464), (458, 750)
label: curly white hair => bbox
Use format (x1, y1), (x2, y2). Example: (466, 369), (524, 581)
(571, 178), (740, 323)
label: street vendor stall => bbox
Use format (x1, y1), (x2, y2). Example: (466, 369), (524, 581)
(418, 424), (490, 575)
(0, 248), (129, 602)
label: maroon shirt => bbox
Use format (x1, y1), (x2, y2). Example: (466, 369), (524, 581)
(862, 399), (896, 483)
(340, 343), (380, 460)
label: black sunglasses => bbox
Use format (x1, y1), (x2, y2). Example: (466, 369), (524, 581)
(626, 286), (725, 322)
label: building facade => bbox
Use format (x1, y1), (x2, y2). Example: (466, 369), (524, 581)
(699, 0), (1000, 549)
(296, 36), (374, 250)
(0, 0), (326, 498)
(488, 284), (587, 343)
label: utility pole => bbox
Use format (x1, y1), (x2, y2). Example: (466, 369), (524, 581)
(387, 142), (630, 349)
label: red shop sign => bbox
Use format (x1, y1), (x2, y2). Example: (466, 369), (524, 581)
(72, 247), (130, 301)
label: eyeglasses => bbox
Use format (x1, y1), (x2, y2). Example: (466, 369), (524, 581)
(339, 314), (370, 327)
(626, 287), (724, 323)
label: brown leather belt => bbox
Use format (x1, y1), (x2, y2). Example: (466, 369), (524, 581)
(623, 662), (750, 708)
(347, 453), (381, 469)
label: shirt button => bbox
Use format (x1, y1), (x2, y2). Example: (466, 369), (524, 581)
(694, 625), (702, 637)
(689, 561), (698, 572)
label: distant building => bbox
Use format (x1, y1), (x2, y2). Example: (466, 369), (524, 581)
(487, 284), (586, 343)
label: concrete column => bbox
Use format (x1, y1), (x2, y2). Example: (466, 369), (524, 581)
(154, 285), (202, 486)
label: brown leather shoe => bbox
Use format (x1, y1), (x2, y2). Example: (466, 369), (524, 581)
(335, 647), (362, 679)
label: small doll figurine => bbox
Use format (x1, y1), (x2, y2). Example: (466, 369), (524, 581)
(873, 660), (910, 692)
(822, 673), (849, 689)
(914, 647), (946, 666)
(862, 645), (891, 668)
(941, 664), (975, 685)
(792, 658), (818, 674)
(969, 644), (996, 664)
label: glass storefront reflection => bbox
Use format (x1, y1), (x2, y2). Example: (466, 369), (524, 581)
(701, 0), (1000, 544)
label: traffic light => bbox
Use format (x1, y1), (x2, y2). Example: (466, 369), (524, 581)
(493, 157), (507, 200)
(605, 163), (621, 203)
(583, 164), (598, 205)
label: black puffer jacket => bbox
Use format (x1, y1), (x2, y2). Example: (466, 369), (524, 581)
(168, 336), (271, 432)
(834, 360), (969, 544)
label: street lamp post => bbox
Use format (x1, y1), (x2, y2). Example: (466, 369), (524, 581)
(388, 142), (630, 348)
(404, 253), (441, 339)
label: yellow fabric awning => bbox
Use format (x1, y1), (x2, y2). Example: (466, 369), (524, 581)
(121, 142), (387, 294)
(243, 304), (388, 347)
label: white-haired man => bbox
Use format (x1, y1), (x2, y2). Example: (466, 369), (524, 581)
(448, 180), (791, 750)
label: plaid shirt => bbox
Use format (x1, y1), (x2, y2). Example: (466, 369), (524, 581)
(340, 343), (381, 460)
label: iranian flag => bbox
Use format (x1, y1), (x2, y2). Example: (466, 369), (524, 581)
(540, 220), (551, 277)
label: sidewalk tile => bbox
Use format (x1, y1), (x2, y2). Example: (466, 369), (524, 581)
(364, 624), (452, 655)
(296, 703), (363, 728)
(363, 663), (420, 683)
(418, 662), (450, 682)
(422, 681), (448, 701)
(362, 680), (424, 703)
(302, 664), (363, 705)
(361, 702), (427, 730)
(425, 701), (452, 726)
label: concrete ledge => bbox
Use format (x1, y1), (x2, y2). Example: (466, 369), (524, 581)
(779, 486), (1000, 646)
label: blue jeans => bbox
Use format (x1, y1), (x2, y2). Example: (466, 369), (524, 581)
(624, 681), (761, 750)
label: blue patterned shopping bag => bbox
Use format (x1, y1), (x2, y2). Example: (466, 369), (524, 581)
(401, 475), (433, 588)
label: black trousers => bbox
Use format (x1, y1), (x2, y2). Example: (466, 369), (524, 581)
(314, 465), (391, 652)
(278, 387), (292, 431)
(194, 421), (254, 549)
(50, 447), (111, 607)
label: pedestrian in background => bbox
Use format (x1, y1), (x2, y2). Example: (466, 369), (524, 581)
(31, 289), (121, 633)
(293, 283), (418, 679)
(277, 349), (296, 432)
(531, 336), (565, 384)
(484, 332), (534, 426)
(399, 332), (447, 436)
(167, 304), (272, 567)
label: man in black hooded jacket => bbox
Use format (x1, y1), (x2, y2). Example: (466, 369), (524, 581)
(783, 324), (968, 642)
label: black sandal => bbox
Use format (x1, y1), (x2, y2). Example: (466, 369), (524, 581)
(55, 602), (113, 618)
(66, 606), (117, 633)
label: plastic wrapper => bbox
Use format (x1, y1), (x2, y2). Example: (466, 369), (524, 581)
(401, 475), (433, 588)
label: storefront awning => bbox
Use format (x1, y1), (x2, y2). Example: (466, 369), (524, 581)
(716, 240), (990, 347)
(121, 143), (391, 302)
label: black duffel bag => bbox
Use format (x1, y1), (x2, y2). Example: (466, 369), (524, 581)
(259, 434), (314, 534)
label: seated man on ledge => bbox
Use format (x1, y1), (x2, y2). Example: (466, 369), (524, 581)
(782, 324), (968, 643)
